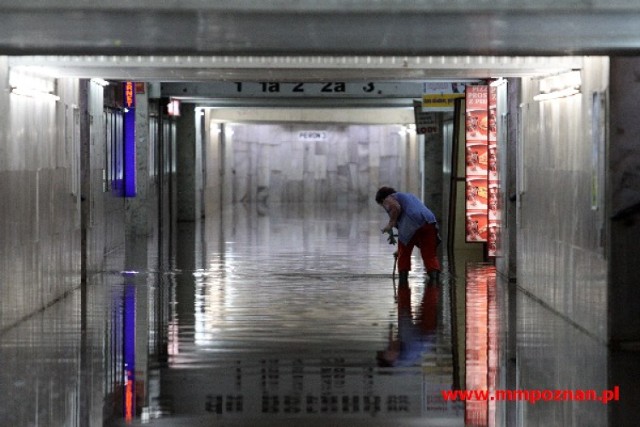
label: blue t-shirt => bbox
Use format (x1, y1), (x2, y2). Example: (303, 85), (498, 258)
(391, 192), (437, 245)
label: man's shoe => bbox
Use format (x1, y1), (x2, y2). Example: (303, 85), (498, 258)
(399, 271), (409, 285)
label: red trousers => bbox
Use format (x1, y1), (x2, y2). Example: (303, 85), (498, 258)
(397, 222), (440, 274)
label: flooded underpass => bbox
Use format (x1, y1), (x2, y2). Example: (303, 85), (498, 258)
(1, 202), (489, 427)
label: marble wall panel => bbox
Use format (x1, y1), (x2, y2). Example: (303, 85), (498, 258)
(314, 140), (327, 156)
(285, 180), (303, 202)
(327, 171), (338, 200)
(378, 156), (396, 189)
(336, 164), (350, 194)
(314, 154), (327, 180)
(233, 139), (251, 202)
(269, 170), (284, 203)
(326, 137), (338, 173)
(218, 123), (410, 205)
(257, 144), (271, 188)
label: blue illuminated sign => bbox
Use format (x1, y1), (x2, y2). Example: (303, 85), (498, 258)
(123, 81), (137, 197)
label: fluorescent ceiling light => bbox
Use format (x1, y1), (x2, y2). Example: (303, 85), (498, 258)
(533, 88), (580, 101)
(534, 70), (581, 101)
(10, 86), (60, 101)
(91, 78), (110, 87)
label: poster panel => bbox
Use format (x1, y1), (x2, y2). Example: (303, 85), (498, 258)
(466, 143), (488, 177)
(487, 86), (500, 257)
(465, 85), (488, 243)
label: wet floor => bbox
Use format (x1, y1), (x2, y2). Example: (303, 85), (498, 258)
(0, 202), (512, 426)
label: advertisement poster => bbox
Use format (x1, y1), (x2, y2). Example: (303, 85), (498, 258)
(465, 84), (502, 255)
(466, 211), (488, 242)
(413, 100), (439, 134)
(465, 85), (488, 141)
(488, 86), (497, 144)
(487, 86), (501, 257)
(465, 85), (488, 243)
(466, 143), (488, 177)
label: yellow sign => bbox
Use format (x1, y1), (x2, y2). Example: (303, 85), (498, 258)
(422, 93), (464, 109)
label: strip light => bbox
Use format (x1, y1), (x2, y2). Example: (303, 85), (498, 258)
(90, 78), (110, 87)
(10, 86), (60, 101)
(533, 88), (581, 101)
(533, 70), (581, 102)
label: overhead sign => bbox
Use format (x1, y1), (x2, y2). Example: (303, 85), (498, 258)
(298, 130), (328, 141)
(413, 100), (438, 135)
(124, 81), (135, 108)
(422, 82), (465, 111)
(162, 81), (477, 99)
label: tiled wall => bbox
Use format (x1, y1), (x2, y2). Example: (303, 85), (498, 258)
(0, 64), (126, 331)
(0, 66), (79, 330)
(518, 57), (609, 340)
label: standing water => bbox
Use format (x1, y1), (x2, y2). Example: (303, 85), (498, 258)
(0, 203), (465, 426)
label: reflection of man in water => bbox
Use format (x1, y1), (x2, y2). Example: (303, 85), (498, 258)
(377, 282), (438, 367)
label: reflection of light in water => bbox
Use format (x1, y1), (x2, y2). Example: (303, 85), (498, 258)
(167, 321), (179, 356)
(487, 266), (499, 427)
(123, 284), (136, 422)
(161, 203), (466, 423)
(195, 254), (235, 346)
(465, 264), (497, 427)
(125, 372), (134, 422)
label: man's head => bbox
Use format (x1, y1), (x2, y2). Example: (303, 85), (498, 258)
(375, 186), (396, 204)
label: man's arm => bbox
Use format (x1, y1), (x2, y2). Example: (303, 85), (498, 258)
(382, 195), (401, 232)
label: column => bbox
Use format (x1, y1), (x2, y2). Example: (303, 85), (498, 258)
(176, 104), (197, 222)
(608, 56), (640, 427)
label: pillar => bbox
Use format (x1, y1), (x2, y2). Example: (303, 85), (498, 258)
(423, 114), (444, 223)
(608, 56), (640, 426)
(176, 104), (197, 222)
(80, 79), (90, 283)
(125, 83), (151, 236)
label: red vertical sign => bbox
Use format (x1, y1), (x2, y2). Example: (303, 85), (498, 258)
(465, 84), (502, 257)
(487, 86), (501, 257)
(465, 86), (489, 243)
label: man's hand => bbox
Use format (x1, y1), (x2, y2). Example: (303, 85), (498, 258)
(382, 228), (397, 245)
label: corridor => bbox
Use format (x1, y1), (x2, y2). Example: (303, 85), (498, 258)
(2, 2), (640, 426)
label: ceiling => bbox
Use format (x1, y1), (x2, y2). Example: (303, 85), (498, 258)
(3, 2), (631, 106)
(9, 55), (585, 82)
(2, 2), (640, 57)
